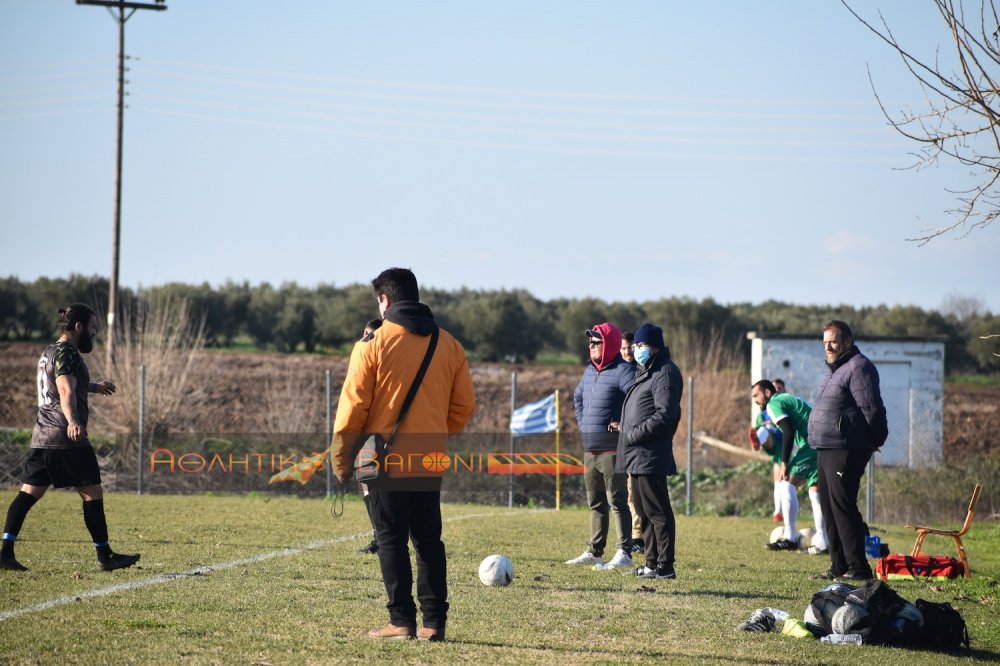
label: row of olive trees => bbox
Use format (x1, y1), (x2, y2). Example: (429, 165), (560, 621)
(2, 274), (998, 373)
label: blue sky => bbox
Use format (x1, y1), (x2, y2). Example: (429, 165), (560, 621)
(2, 1), (998, 313)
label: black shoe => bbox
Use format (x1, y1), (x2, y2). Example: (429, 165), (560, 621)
(835, 569), (873, 582)
(654, 566), (676, 579)
(766, 538), (799, 551)
(99, 552), (140, 571)
(630, 539), (645, 554)
(359, 540), (379, 554)
(811, 568), (842, 580)
(737, 608), (776, 632)
(0, 556), (28, 572)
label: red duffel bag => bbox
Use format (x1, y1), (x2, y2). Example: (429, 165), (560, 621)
(876, 553), (964, 580)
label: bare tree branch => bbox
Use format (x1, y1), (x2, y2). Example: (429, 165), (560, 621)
(981, 332), (1000, 357)
(843, 0), (1000, 244)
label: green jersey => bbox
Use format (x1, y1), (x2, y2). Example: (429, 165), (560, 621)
(765, 393), (813, 460)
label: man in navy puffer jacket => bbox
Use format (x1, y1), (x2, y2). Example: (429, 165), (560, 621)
(807, 320), (888, 582)
(565, 322), (636, 570)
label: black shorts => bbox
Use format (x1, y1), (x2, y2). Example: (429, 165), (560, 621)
(20, 446), (103, 488)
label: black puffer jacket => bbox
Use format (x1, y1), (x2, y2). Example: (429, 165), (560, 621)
(807, 345), (889, 450)
(614, 347), (683, 476)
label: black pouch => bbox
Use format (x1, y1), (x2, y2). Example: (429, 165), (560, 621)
(354, 434), (388, 483)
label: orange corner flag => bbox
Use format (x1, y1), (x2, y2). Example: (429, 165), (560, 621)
(268, 450), (329, 486)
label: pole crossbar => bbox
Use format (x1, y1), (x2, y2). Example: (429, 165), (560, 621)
(76, 1), (167, 10)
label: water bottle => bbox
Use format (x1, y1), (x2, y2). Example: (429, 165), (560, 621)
(864, 535), (881, 559)
(821, 633), (863, 645)
(763, 608), (789, 622)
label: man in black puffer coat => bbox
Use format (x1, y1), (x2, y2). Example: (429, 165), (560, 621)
(615, 323), (683, 580)
(808, 320), (888, 582)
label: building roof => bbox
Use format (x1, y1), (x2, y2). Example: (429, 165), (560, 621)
(745, 331), (948, 343)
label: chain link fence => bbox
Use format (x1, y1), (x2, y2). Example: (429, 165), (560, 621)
(2, 347), (996, 525)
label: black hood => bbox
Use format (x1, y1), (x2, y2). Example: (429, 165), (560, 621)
(383, 300), (438, 336)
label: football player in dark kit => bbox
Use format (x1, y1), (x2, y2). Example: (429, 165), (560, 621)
(0, 303), (140, 572)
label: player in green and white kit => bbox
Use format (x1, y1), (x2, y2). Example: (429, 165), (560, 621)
(751, 379), (827, 553)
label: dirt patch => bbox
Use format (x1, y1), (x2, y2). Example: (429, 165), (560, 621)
(1, 341), (996, 460)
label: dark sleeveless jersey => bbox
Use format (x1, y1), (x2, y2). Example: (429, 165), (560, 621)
(31, 341), (91, 449)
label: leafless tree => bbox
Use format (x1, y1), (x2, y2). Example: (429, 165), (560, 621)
(843, 0), (1000, 244)
(941, 292), (987, 320)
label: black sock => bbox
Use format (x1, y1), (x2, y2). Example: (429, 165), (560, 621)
(3, 491), (40, 555)
(82, 499), (111, 557)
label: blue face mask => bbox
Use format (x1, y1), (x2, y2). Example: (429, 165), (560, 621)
(634, 346), (652, 365)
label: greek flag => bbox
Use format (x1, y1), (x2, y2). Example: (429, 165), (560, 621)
(511, 393), (557, 435)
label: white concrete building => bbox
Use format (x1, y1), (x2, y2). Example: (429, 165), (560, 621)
(747, 332), (945, 468)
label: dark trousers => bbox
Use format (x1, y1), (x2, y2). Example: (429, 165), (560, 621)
(368, 487), (448, 629)
(816, 448), (872, 576)
(631, 474), (675, 570)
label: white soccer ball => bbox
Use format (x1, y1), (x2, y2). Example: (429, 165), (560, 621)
(831, 602), (873, 638)
(769, 526), (784, 544)
(798, 527), (815, 550)
(478, 554), (513, 586)
(803, 601), (823, 630)
(806, 596), (844, 633)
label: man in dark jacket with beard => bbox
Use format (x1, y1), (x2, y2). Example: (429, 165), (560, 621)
(807, 320), (888, 582)
(615, 323), (683, 580)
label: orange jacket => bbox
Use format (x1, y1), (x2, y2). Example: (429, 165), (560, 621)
(331, 319), (476, 479)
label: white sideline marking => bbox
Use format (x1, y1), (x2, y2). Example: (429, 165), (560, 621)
(0, 509), (535, 623)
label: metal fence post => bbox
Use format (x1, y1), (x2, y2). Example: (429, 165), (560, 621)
(326, 369), (333, 498)
(137, 365), (145, 495)
(509, 372), (516, 509)
(685, 376), (694, 517)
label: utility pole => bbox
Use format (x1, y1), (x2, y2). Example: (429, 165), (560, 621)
(76, 0), (167, 369)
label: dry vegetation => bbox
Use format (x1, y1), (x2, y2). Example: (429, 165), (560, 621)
(1, 341), (996, 462)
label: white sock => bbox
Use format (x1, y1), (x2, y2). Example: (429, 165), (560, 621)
(809, 487), (827, 550)
(780, 481), (798, 541)
(773, 480), (782, 516)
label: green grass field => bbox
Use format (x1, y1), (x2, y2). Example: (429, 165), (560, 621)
(1, 491), (998, 665)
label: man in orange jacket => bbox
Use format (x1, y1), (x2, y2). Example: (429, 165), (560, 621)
(332, 267), (476, 643)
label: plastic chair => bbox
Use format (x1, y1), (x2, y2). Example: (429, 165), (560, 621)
(907, 483), (983, 579)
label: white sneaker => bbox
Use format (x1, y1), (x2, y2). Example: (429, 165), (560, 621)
(565, 551), (602, 566)
(600, 549), (633, 570)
